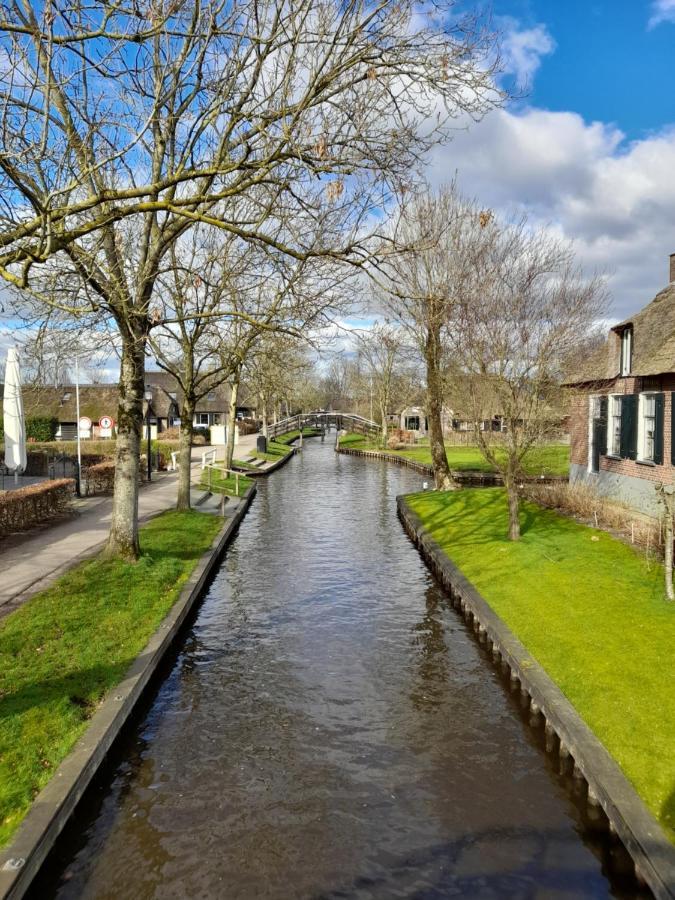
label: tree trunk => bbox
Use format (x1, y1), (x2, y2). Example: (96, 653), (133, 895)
(424, 323), (457, 490)
(176, 398), (195, 510)
(225, 376), (240, 469)
(505, 472), (521, 541)
(380, 397), (388, 447)
(104, 331), (145, 561)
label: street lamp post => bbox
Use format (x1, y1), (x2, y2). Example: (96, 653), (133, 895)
(145, 389), (153, 482)
(74, 358), (82, 497)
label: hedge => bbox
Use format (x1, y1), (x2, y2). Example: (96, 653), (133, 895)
(26, 416), (58, 442)
(0, 416), (58, 444)
(0, 479), (75, 536)
(83, 461), (116, 496)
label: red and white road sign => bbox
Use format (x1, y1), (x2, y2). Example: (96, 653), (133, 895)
(99, 415), (114, 429)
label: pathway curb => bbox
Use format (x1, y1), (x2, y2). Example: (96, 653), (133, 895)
(397, 494), (675, 900)
(0, 484), (257, 900)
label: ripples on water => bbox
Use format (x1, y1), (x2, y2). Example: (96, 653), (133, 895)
(32, 439), (644, 899)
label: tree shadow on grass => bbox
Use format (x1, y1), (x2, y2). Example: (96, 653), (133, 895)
(0, 659), (136, 723)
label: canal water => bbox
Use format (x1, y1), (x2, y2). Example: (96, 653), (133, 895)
(32, 438), (642, 898)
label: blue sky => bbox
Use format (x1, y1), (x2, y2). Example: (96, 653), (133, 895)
(496, 0), (675, 139)
(434, 0), (675, 320)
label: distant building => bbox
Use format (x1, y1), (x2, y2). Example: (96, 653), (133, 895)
(0, 371), (233, 439)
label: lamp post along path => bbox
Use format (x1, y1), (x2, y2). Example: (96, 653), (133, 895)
(145, 390), (153, 483)
(74, 358), (82, 497)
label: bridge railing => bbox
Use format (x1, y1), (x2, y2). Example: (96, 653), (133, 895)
(264, 411), (380, 441)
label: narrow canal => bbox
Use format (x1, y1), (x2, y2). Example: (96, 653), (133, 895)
(33, 438), (641, 898)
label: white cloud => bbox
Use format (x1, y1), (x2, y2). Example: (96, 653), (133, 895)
(429, 108), (675, 319)
(648, 0), (675, 28)
(498, 18), (555, 88)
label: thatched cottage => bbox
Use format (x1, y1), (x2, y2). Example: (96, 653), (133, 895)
(565, 254), (675, 515)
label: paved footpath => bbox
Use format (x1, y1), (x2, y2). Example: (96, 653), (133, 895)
(0, 448), (221, 619)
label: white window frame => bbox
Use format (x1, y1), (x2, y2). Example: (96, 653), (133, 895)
(620, 327), (632, 376)
(637, 392), (657, 463)
(608, 395), (622, 457)
(588, 395), (600, 472)
(194, 412), (210, 426)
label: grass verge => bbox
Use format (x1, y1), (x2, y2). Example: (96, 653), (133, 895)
(339, 432), (570, 477)
(404, 487), (675, 842)
(198, 468), (253, 495)
(0, 509), (222, 847)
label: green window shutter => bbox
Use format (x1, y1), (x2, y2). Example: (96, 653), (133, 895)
(620, 394), (638, 460)
(654, 392), (665, 465)
(598, 396), (608, 455)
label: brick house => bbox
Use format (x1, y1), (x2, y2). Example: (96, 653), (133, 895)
(566, 255), (675, 516)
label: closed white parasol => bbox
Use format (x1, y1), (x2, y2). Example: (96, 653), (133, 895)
(3, 347), (27, 480)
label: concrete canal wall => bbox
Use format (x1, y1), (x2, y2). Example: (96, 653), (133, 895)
(397, 495), (675, 900)
(0, 485), (258, 900)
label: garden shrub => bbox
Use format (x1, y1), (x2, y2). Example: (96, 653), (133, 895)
(84, 461), (116, 496)
(237, 418), (258, 436)
(0, 479), (75, 536)
(25, 416), (58, 442)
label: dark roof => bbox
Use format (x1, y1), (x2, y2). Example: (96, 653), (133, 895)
(144, 370), (230, 413)
(19, 384), (121, 423)
(567, 282), (675, 384)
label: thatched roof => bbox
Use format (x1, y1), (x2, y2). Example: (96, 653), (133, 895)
(144, 369), (230, 413)
(19, 384), (121, 423)
(566, 283), (675, 384)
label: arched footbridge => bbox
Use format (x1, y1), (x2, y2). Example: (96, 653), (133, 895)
(267, 411), (379, 440)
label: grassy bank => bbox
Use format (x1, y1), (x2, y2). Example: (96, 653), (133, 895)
(198, 467), (253, 496)
(235, 427), (321, 466)
(339, 432), (570, 477)
(0, 509), (222, 847)
(404, 487), (675, 842)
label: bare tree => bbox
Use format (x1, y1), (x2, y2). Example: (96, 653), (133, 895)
(383, 185), (481, 488)
(355, 322), (411, 445)
(0, 1), (502, 559)
(455, 215), (607, 540)
(247, 335), (316, 437)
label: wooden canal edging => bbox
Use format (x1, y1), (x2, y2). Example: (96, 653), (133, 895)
(336, 445), (567, 487)
(397, 494), (675, 900)
(0, 484), (258, 900)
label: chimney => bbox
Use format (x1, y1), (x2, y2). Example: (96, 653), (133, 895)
(671, 253), (675, 284)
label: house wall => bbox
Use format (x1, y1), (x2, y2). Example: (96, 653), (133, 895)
(569, 374), (675, 515)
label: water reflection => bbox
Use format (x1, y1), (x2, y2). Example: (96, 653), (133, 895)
(31, 439), (643, 899)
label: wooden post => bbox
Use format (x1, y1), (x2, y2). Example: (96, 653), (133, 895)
(655, 483), (675, 600)
(235, 471), (240, 496)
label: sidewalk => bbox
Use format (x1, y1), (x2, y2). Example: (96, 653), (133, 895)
(0, 448), (214, 618)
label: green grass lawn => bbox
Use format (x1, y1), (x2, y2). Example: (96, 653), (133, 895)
(198, 468), (253, 495)
(404, 487), (675, 843)
(248, 429), (320, 463)
(0, 509), (223, 847)
(339, 432), (570, 477)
